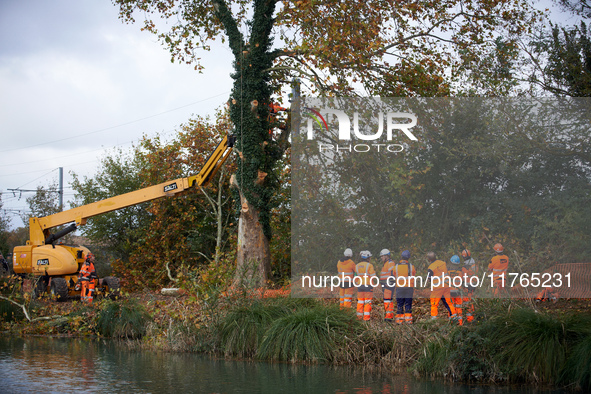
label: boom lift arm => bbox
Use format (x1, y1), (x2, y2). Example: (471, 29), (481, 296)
(28, 134), (235, 247)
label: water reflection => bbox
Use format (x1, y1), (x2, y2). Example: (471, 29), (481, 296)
(0, 336), (562, 393)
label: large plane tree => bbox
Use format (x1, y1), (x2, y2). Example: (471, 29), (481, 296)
(113, 0), (538, 287)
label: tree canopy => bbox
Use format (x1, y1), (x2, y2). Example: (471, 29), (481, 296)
(23, 183), (61, 221)
(71, 147), (151, 262)
(114, 0), (539, 96)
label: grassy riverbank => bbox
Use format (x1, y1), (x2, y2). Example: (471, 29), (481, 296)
(2, 289), (591, 391)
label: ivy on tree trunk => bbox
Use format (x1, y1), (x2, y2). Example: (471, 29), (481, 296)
(214, 0), (281, 287)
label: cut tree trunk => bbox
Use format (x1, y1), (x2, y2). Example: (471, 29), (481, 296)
(232, 176), (270, 288)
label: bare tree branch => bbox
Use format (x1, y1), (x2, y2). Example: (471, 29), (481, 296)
(0, 295), (62, 322)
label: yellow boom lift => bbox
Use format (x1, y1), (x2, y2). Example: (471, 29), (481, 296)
(12, 135), (235, 300)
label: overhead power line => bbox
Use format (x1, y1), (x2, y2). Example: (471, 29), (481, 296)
(0, 161), (96, 177)
(14, 169), (58, 190)
(0, 91), (231, 154)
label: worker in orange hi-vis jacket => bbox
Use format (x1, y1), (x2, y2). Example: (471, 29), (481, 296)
(488, 243), (509, 297)
(460, 249), (477, 322)
(394, 250), (416, 324)
(535, 286), (559, 302)
(378, 249), (396, 322)
(337, 248), (357, 308)
(447, 255), (464, 326)
(426, 252), (457, 321)
(356, 251), (377, 321)
(78, 253), (97, 303)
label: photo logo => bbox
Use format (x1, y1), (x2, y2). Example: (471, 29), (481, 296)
(304, 107), (329, 132)
(305, 108), (418, 153)
(306, 109), (418, 141)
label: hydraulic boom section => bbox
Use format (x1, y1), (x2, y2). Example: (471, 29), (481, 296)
(188, 134), (235, 188)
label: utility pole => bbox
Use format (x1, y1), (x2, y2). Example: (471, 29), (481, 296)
(58, 167), (63, 212)
(290, 77), (300, 136)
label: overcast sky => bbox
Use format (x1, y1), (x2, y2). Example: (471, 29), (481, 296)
(0, 0), (235, 229)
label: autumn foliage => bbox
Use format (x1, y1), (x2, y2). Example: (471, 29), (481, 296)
(113, 111), (238, 290)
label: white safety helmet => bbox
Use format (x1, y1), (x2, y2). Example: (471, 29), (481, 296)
(379, 249), (390, 257)
(360, 250), (372, 259)
(344, 248), (353, 257)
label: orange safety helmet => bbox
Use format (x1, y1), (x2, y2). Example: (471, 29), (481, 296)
(493, 243), (504, 253)
(85, 252), (95, 262)
(461, 249), (471, 258)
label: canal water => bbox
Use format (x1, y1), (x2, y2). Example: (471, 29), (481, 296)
(0, 336), (562, 393)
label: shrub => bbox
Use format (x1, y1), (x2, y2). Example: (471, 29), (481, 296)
(0, 298), (23, 322)
(0, 277), (25, 323)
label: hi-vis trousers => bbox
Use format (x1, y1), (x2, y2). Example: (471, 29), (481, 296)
(356, 288), (373, 321)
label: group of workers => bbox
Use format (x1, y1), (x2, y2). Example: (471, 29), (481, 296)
(336, 243), (510, 325)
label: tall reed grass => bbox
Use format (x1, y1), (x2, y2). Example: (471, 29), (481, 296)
(413, 302), (591, 390)
(490, 308), (569, 383)
(561, 334), (591, 389)
(217, 299), (286, 358)
(96, 299), (150, 339)
(217, 298), (361, 362)
(257, 303), (359, 362)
